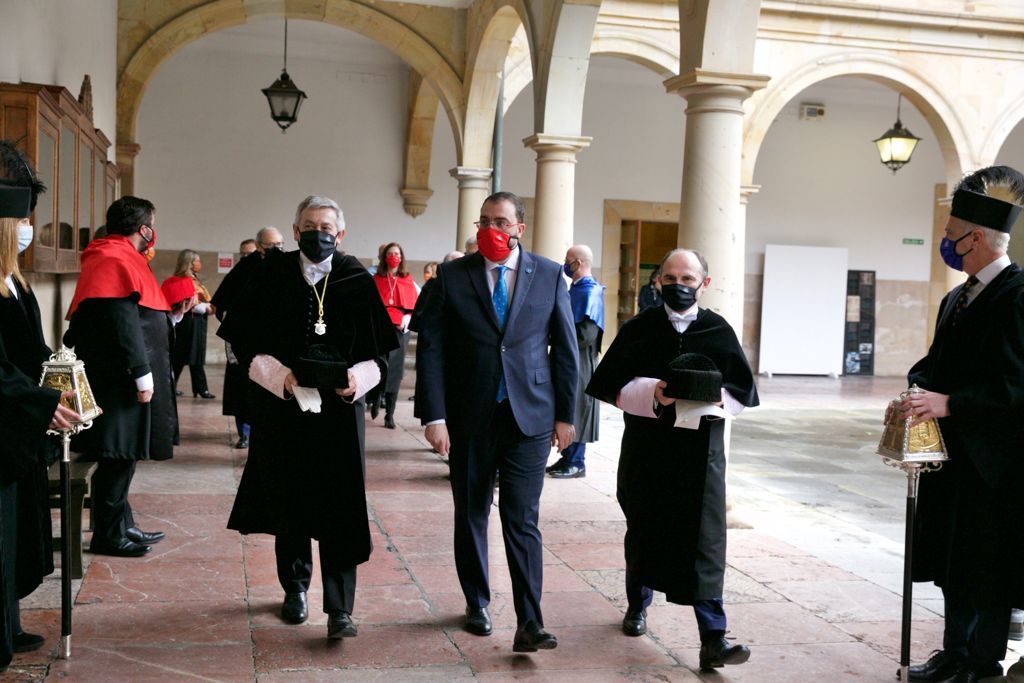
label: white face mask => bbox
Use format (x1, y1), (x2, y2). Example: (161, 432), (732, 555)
(17, 224), (33, 254)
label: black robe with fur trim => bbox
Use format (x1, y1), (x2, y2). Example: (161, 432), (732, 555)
(908, 263), (1024, 607)
(219, 250), (398, 565)
(587, 305), (758, 604)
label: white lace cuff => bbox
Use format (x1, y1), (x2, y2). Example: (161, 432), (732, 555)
(249, 354), (292, 399)
(616, 377), (660, 418)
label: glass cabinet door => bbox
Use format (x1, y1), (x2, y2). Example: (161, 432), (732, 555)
(58, 123), (76, 252)
(78, 139), (92, 250)
(94, 152), (105, 237)
(35, 127), (56, 251)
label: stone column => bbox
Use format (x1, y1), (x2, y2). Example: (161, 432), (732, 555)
(116, 142), (141, 197)
(522, 134), (591, 261)
(738, 184), (761, 356)
(928, 186), (962, 346)
(450, 166), (492, 251)
(665, 71), (769, 332)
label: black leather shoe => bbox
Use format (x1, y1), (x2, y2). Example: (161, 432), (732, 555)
(234, 437), (249, 449)
(327, 611), (357, 639)
(369, 399), (380, 420)
(622, 608), (647, 637)
(902, 650), (963, 681)
(194, 391), (216, 399)
(548, 462), (586, 479)
(126, 527), (165, 544)
(90, 538), (151, 557)
(945, 665), (981, 683)
(465, 607), (492, 636)
(281, 592), (308, 624)
(384, 415), (396, 429)
(513, 621), (557, 653)
(545, 458), (568, 474)
(699, 635), (751, 669)
(174, 390), (183, 397)
(13, 631), (45, 653)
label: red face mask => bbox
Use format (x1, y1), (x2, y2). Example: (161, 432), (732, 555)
(476, 227), (518, 263)
(385, 253), (402, 270)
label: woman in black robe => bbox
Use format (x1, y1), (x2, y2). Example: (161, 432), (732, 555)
(0, 141), (76, 669)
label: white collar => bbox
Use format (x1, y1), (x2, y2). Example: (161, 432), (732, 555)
(665, 302), (699, 322)
(974, 253), (1011, 285)
(299, 251), (333, 272)
(483, 246), (520, 273)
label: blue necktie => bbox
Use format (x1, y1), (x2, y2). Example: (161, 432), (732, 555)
(493, 265), (508, 402)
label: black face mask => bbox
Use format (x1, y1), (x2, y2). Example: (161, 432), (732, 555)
(661, 283), (699, 312)
(298, 230), (336, 262)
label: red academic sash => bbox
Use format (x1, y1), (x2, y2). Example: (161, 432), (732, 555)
(160, 275), (197, 307)
(67, 235), (170, 317)
(373, 272), (418, 327)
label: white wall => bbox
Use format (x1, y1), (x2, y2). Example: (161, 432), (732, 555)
(136, 19), (460, 261)
(0, 0), (117, 159)
(747, 77), (945, 281)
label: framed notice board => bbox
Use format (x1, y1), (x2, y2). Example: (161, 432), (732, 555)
(843, 270), (876, 375)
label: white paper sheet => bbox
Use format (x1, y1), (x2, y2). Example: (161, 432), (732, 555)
(292, 386), (322, 414)
(673, 399), (730, 430)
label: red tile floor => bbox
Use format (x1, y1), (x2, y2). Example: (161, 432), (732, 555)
(5, 369), (1021, 681)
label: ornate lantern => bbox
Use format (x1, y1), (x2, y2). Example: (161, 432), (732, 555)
(874, 94), (921, 174)
(39, 345), (101, 426)
(38, 345), (100, 661)
(876, 384), (947, 683)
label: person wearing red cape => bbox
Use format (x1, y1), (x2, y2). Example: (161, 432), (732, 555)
(65, 196), (192, 558)
(370, 242), (418, 429)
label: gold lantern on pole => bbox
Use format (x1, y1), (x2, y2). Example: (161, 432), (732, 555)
(39, 345), (101, 660)
(876, 384), (948, 683)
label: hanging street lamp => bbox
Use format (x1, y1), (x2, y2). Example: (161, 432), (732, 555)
(262, 19), (307, 132)
(874, 93), (921, 174)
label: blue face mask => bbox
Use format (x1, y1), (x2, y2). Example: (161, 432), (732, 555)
(563, 261), (576, 278)
(939, 231), (974, 272)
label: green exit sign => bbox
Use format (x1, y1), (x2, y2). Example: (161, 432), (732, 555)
(902, 238), (924, 245)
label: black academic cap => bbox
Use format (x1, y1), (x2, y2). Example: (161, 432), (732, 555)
(664, 353), (723, 402)
(0, 140), (46, 219)
(950, 165), (1024, 234)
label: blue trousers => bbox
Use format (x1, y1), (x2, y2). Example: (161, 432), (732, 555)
(626, 565), (727, 640)
(561, 441), (586, 466)
(234, 417), (250, 439)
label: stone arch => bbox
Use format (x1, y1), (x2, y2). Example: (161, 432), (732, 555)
(680, 0), (761, 74)
(590, 30), (679, 79)
(117, 0), (465, 157)
(743, 53), (971, 188)
(462, 2), (532, 168)
(980, 93), (1024, 167)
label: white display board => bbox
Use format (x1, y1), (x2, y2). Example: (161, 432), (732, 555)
(759, 245), (849, 376)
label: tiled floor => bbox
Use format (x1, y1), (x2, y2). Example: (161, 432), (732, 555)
(6, 369), (1022, 681)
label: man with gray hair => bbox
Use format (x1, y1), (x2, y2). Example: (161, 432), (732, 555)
(256, 226), (284, 255)
(219, 195), (399, 641)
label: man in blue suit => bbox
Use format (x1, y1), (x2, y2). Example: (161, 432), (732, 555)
(416, 191), (579, 653)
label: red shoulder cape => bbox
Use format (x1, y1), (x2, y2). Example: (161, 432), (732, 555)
(67, 235), (170, 317)
(374, 272), (418, 326)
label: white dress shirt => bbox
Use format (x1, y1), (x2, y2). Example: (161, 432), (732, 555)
(300, 251), (333, 285)
(483, 246), (520, 300)
(965, 253), (1011, 305)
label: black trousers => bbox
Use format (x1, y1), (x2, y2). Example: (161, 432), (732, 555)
(275, 534), (356, 615)
(0, 482), (19, 668)
(173, 362), (209, 395)
(90, 459), (137, 547)
(942, 584), (1011, 674)
(449, 401), (551, 626)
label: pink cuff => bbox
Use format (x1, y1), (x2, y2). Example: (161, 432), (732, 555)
(721, 388), (745, 416)
(616, 377), (660, 418)
(249, 354), (292, 399)
(349, 360), (380, 402)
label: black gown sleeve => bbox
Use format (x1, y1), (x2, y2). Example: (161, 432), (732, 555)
(0, 337), (60, 484)
(64, 296), (151, 380)
(576, 318), (600, 349)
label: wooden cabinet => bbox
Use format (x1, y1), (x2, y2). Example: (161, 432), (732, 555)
(0, 82), (119, 273)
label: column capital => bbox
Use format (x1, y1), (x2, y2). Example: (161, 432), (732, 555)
(449, 166), (492, 189)
(740, 184), (761, 205)
(522, 134), (592, 156)
(116, 141), (142, 159)
(664, 69), (771, 98)
(399, 187), (433, 218)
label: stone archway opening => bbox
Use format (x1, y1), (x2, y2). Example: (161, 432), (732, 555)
(994, 117), (1024, 265)
(745, 74), (954, 376)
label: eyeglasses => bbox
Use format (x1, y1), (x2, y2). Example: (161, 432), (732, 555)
(475, 220), (521, 230)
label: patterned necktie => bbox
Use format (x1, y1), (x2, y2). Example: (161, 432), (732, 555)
(493, 265), (509, 402)
(951, 275), (979, 326)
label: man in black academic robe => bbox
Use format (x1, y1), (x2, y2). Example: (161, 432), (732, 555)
(587, 248), (758, 671)
(219, 196), (397, 640)
(900, 167), (1024, 683)
(65, 196), (180, 558)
